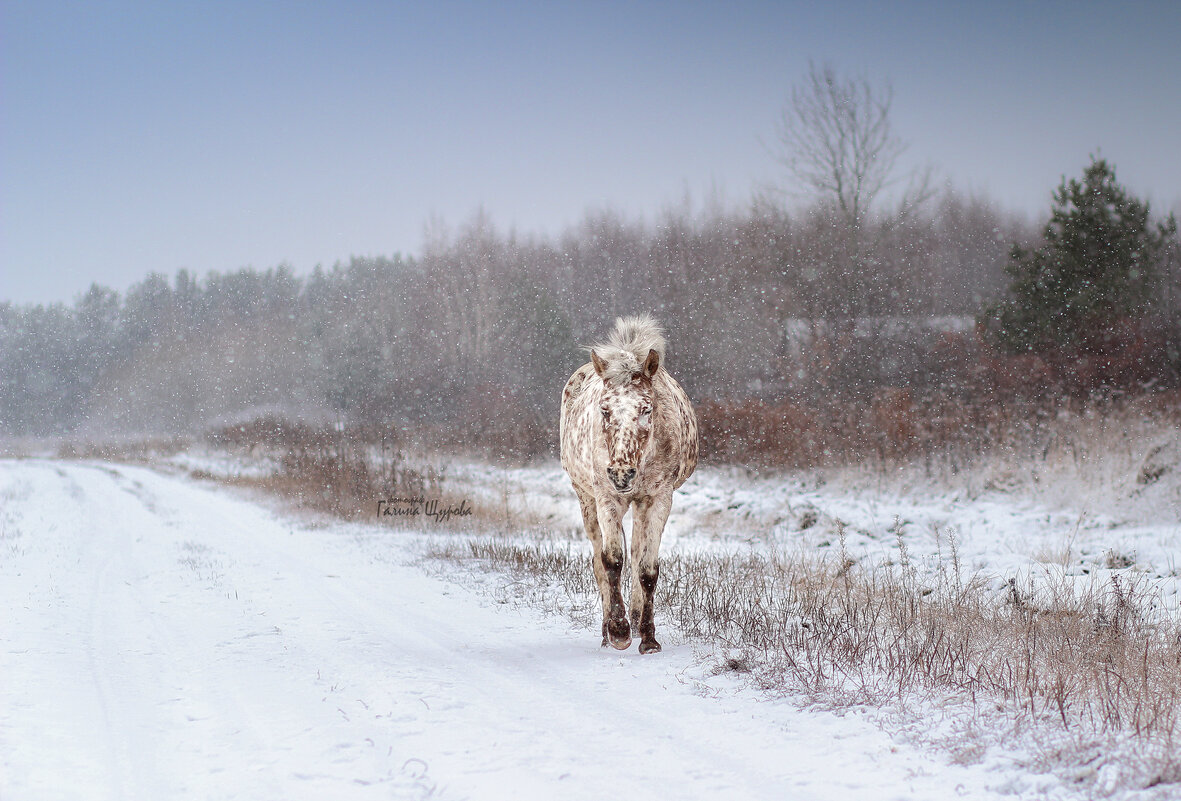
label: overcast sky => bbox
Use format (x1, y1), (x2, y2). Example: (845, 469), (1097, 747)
(3, 0), (1180, 304)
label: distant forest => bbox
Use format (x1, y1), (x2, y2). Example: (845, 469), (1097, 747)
(3, 190), (1179, 460)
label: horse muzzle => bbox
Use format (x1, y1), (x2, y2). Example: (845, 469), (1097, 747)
(607, 466), (637, 493)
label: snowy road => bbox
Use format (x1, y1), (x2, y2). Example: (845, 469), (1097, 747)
(1, 460), (1033, 800)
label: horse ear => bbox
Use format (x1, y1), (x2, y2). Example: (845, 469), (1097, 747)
(591, 350), (608, 377)
(643, 348), (660, 377)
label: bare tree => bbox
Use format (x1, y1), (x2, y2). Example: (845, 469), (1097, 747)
(774, 63), (926, 229)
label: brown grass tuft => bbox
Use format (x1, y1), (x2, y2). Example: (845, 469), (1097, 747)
(202, 418), (452, 521)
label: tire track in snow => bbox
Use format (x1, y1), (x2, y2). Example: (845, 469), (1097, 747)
(77, 462), (275, 799)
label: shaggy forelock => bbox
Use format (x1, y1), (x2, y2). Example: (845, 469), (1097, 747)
(589, 314), (667, 387)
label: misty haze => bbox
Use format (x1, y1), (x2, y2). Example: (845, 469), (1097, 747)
(2, 3), (1181, 800)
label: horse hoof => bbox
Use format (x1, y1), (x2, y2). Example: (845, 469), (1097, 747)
(639, 639), (662, 654)
(607, 617), (632, 650)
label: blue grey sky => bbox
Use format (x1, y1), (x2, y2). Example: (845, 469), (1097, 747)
(3, 0), (1180, 304)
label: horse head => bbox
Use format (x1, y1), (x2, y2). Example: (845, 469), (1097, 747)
(591, 346), (660, 494)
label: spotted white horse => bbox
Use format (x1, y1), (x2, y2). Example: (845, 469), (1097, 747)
(560, 315), (698, 653)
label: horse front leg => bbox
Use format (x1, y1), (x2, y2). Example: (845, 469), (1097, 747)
(630, 493), (672, 654)
(595, 495), (632, 651)
(575, 490), (614, 648)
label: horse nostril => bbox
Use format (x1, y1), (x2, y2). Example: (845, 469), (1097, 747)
(608, 467), (633, 488)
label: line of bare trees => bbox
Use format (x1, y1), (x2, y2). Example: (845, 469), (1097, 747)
(1, 188), (1031, 440)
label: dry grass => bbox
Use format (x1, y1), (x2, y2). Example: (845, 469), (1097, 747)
(55, 436), (192, 462)
(197, 418), (555, 533)
(199, 418), (458, 522)
(426, 532), (1181, 787)
(698, 388), (1181, 471)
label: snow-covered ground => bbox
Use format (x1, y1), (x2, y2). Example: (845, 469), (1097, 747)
(2, 450), (1179, 799)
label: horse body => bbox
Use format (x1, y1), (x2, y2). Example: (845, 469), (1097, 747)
(560, 315), (698, 653)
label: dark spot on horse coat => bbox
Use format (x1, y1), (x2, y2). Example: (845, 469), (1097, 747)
(638, 566), (659, 641)
(601, 549), (623, 580)
(639, 566), (659, 593)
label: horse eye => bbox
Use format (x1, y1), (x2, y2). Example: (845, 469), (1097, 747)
(600, 407), (610, 417)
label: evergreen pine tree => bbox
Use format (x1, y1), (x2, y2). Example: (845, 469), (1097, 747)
(985, 157), (1177, 354)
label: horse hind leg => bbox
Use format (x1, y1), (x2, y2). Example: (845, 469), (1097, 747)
(591, 547), (613, 649)
(629, 521), (643, 637)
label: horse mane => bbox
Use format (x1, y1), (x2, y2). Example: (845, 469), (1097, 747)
(590, 314), (667, 386)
